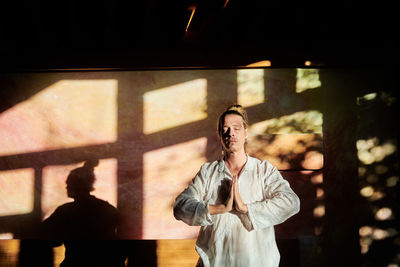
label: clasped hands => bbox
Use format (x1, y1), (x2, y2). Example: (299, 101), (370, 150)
(209, 176), (248, 215)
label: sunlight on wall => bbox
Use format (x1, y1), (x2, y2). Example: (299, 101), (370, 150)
(247, 133), (323, 170)
(357, 91), (397, 107)
(0, 240), (19, 266)
(360, 186), (374, 197)
(0, 80), (118, 156)
(248, 110), (323, 134)
(245, 60), (272, 67)
(237, 69), (264, 107)
(386, 176), (399, 187)
(157, 239), (198, 267)
(310, 173), (323, 184)
(360, 185), (386, 201)
(0, 168), (34, 216)
(0, 233), (14, 239)
(313, 205), (325, 218)
(316, 188), (324, 199)
(357, 89), (399, 264)
(41, 158), (118, 220)
(357, 138), (397, 165)
(246, 110), (323, 170)
(296, 69), (321, 93)
(359, 225), (399, 254)
(143, 79), (207, 134)
(142, 137), (207, 239)
(308, 170), (325, 236)
(53, 245), (66, 267)
(375, 207), (393, 221)
(357, 92), (377, 104)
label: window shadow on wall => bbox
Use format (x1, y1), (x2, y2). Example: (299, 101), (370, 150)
(1, 68), (389, 267)
(0, 70), (242, 266)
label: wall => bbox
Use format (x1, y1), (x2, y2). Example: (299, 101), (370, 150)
(0, 68), (398, 266)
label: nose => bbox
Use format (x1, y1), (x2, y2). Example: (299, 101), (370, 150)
(224, 127), (234, 138)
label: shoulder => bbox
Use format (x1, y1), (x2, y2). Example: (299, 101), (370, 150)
(199, 159), (221, 173)
(247, 156), (276, 175)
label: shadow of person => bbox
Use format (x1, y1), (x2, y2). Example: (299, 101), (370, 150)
(41, 159), (126, 267)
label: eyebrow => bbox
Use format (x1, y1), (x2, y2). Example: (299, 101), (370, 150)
(223, 123), (242, 127)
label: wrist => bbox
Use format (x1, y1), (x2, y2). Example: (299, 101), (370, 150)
(237, 203), (248, 214)
(209, 204), (229, 215)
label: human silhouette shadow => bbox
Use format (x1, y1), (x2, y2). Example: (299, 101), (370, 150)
(41, 159), (126, 267)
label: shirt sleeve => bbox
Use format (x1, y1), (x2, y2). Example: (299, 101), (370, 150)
(247, 162), (300, 231)
(173, 165), (213, 226)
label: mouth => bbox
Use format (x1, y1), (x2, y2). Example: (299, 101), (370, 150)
(225, 139), (237, 145)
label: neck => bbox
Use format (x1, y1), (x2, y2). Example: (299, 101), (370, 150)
(224, 150), (247, 169)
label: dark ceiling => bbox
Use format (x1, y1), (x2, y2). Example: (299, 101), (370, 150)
(0, 0), (398, 69)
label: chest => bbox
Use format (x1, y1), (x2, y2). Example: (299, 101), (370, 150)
(207, 170), (265, 204)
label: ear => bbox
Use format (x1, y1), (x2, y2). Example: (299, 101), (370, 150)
(245, 128), (248, 139)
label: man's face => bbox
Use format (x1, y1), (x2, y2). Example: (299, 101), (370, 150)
(221, 114), (248, 153)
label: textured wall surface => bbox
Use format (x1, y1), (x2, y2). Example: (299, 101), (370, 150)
(0, 68), (397, 267)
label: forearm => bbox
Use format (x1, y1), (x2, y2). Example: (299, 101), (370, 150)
(209, 204), (229, 215)
(247, 192), (300, 230)
(174, 194), (213, 226)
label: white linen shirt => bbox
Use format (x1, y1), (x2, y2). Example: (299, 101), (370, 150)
(173, 155), (300, 267)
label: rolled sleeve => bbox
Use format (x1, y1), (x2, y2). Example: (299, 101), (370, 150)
(173, 167), (213, 226)
(247, 165), (300, 231)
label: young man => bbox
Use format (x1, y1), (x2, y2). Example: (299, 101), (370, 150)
(174, 105), (300, 267)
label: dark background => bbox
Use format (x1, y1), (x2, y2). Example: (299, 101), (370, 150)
(0, 1), (398, 267)
(0, 0), (398, 70)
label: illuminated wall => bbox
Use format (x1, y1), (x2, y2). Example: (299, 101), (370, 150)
(0, 69), (323, 241)
(356, 92), (399, 266)
(1, 68), (397, 267)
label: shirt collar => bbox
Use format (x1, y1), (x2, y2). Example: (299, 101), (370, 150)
(218, 155), (251, 173)
(218, 159), (225, 172)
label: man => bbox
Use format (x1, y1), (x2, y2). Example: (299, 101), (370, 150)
(174, 105), (300, 267)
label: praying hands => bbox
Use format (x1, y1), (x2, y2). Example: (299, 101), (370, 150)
(232, 175), (248, 214)
(209, 175), (248, 215)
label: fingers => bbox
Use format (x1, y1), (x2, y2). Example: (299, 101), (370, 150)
(224, 178), (234, 212)
(231, 176), (236, 196)
(232, 175), (238, 186)
(233, 176), (239, 195)
(232, 176), (239, 205)
(232, 175), (248, 213)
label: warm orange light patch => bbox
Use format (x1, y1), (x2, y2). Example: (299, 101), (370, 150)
(0, 240), (19, 265)
(143, 79), (207, 134)
(237, 69), (265, 107)
(0, 79), (118, 156)
(157, 239), (198, 267)
(247, 133), (323, 170)
(0, 168), (34, 216)
(245, 60), (271, 67)
(142, 138), (207, 239)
